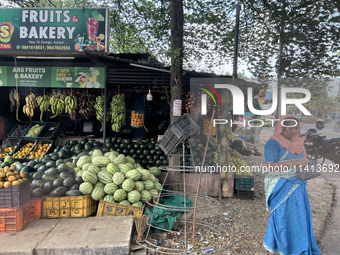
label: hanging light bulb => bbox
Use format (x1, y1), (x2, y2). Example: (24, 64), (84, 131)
(147, 89), (153, 101)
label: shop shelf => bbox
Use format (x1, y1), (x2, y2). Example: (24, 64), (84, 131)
(236, 189), (254, 200)
(26, 140), (54, 160)
(22, 121), (47, 139)
(234, 174), (254, 190)
(42, 195), (97, 218)
(7, 121), (31, 138)
(11, 139), (36, 161)
(29, 198), (42, 220)
(96, 199), (144, 217)
(38, 122), (61, 140)
(0, 181), (30, 208)
(0, 201), (30, 233)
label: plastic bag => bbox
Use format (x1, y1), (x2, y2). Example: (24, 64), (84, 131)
(131, 111), (144, 128)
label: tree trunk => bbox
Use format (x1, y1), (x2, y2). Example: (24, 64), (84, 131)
(170, 0), (183, 124)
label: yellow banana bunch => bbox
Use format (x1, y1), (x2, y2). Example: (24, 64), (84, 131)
(64, 95), (78, 119)
(36, 95), (50, 122)
(95, 95), (109, 132)
(111, 94), (126, 133)
(23, 93), (37, 118)
(50, 94), (65, 119)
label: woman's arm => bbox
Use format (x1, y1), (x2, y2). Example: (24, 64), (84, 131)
(266, 159), (309, 171)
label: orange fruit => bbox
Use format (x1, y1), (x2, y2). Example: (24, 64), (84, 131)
(12, 181), (20, 186)
(13, 170), (19, 175)
(20, 172), (26, 178)
(8, 176), (16, 182)
(6, 172), (14, 177)
(0, 172), (5, 178)
(0, 182), (3, 188)
(4, 181), (11, 188)
(15, 174), (20, 180)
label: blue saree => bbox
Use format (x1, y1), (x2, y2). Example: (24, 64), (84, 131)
(264, 139), (320, 255)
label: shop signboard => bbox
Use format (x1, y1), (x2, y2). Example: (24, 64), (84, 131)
(0, 8), (109, 55)
(0, 66), (105, 88)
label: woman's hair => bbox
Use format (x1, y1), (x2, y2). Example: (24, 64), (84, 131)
(282, 117), (299, 129)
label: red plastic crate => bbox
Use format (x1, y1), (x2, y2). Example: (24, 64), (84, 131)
(29, 198), (42, 220)
(0, 180), (30, 208)
(0, 201), (30, 233)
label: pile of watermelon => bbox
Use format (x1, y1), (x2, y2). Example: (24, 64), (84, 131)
(76, 149), (162, 207)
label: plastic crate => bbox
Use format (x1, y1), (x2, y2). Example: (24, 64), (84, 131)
(0, 138), (20, 159)
(29, 198), (42, 220)
(0, 201), (30, 233)
(234, 175), (254, 190)
(96, 199), (144, 217)
(7, 121), (31, 138)
(22, 121), (46, 139)
(42, 195), (97, 218)
(0, 181), (30, 208)
(38, 122), (61, 140)
(11, 139), (36, 161)
(26, 140), (54, 160)
(158, 114), (200, 155)
(236, 189), (254, 200)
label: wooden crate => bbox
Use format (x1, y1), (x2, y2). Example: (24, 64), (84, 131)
(97, 200), (144, 217)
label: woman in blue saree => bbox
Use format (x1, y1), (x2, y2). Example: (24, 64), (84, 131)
(264, 115), (320, 255)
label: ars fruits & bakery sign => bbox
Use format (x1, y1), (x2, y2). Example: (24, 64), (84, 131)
(0, 8), (109, 54)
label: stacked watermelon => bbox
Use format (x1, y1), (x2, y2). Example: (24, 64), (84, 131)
(77, 149), (162, 207)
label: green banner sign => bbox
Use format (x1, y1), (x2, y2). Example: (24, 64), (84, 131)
(0, 8), (109, 54)
(0, 66), (106, 88)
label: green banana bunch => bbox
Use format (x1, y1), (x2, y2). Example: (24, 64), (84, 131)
(111, 94), (126, 133)
(49, 94), (65, 119)
(95, 95), (109, 132)
(64, 95), (78, 119)
(36, 95), (50, 122)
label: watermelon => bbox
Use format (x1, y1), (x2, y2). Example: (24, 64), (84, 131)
(93, 149), (103, 157)
(112, 172), (125, 185)
(77, 156), (92, 168)
(112, 151), (119, 157)
(104, 183), (119, 194)
(97, 171), (113, 185)
(122, 179), (135, 192)
(125, 156), (135, 164)
(134, 181), (144, 192)
(4, 156), (14, 164)
(128, 190), (141, 203)
(132, 201), (143, 207)
(119, 200), (131, 206)
(92, 156), (111, 167)
(139, 169), (150, 181)
(154, 182), (162, 192)
(142, 180), (154, 190)
(126, 162), (135, 169)
(148, 173), (156, 183)
(107, 163), (120, 175)
(149, 167), (161, 177)
(149, 189), (158, 197)
(91, 185), (105, 201)
(82, 171), (98, 185)
(79, 182), (93, 195)
(82, 163), (93, 171)
(108, 154), (116, 162)
(118, 164), (131, 174)
(114, 189), (127, 202)
(140, 190), (151, 203)
(95, 182), (105, 189)
(103, 194), (115, 202)
(104, 152), (112, 157)
(76, 170), (84, 177)
(100, 167), (107, 171)
(88, 165), (100, 174)
(125, 170), (141, 181)
(135, 163), (142, 169)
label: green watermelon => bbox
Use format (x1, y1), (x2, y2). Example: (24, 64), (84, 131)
(122, 179), (134, 192)
(140, 190), (151, 203)
(76, 170), (84, 177)
(107, 163), (119, 175)
(134, 181), (144, 192)
(114, 189), (127, 202)
(104, 183), (119, 195)
(77, 156), (92, 168)
(92, 156), (111, 167)
(103, 194), (115, 202)
(139, 169), (150, 181)
(93, 149), (103, 157)
(97, 171), (113, 185)
(82, 171), (98, 185)
(112, 172), (125, 185)
(142, 180), (154, 190)
(79, 182), (93, 195)
(108, 154), (116, 162)
(128, 190), (141, 203)
(82, 163), (93, 171)
(91, 185), (105, 201)
(154, 182), (162, 192)
(126, 162), (135, 169)
(132, 201), (143, 207)
(149, 167), (161, 177)
(88, 165), (100, 174)
(118, 164), (131, 174)
(149, 189), (158, 197)
(148, 173), (156, 183)
(119, 200), (131, 206)
(125, 156), (135, 164)
(125, 170), (141, 181)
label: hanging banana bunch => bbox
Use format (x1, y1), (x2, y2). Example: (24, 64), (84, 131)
(78, 94), (95, 119)
(95, 95), (109, 132)
(111, 93), (126, 133)
(49, 94), (65, 119)
(36, 95), (50, 122)
(64, 95), (78, 119)
(23, 93), (37, 118)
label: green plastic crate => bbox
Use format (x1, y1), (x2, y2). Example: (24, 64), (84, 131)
(234, 175), (254, 190)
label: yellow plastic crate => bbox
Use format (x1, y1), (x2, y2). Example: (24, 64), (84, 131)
(42, 195), (97, 218)
(96, 200), (144, 217)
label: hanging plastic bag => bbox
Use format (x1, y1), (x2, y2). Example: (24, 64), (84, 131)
(131, 110), (144, 128)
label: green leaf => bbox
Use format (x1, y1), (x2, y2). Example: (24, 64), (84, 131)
(92, 12), (105, 22)
(329, 16), (340, 23)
